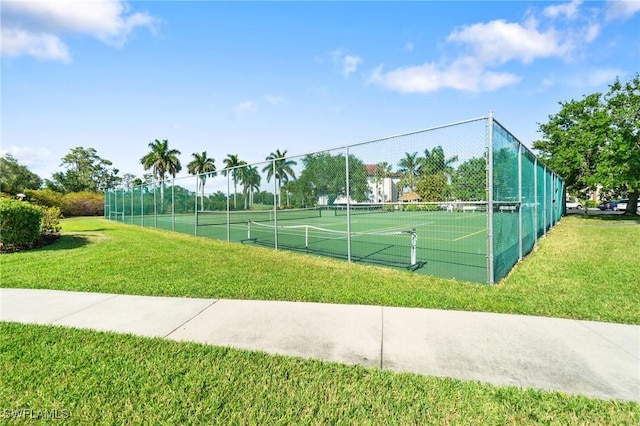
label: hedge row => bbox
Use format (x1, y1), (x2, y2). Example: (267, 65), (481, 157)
(0, 199), (43, 247)
(0, 199), (63, 248)
(24, 189), (104, 217)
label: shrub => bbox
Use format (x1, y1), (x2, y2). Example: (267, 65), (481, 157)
(62, 191), (104, 216)
(405, 204), (419, 212)
(0, 199), (42, 247)
(39, 206), (62, 234)
(24, 189), (64, 208)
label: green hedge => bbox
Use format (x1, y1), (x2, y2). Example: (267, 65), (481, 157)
(40, 206), (62, 234)
(24, 189), (104, 217)
(0, 198), (43, 247)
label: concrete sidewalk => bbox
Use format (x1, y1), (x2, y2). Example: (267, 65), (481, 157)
(1, 288), (638, 402)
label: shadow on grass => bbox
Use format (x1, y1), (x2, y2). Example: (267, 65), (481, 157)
(37, 235), (91, 251)
(565, 212), (640, 225)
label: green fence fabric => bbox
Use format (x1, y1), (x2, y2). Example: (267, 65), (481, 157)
(105, 115), (563, 284)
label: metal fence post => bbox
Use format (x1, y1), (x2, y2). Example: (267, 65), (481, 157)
(518, 143), (523, 261)
(345, 147), (352, 263)
(273, 159), (278, 250)
(487, 112), (495, 284)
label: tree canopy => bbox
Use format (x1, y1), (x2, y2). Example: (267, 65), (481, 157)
(534, 74), (639, 215)
(46, 147), (119, 193)
(0, 154), (42, 194)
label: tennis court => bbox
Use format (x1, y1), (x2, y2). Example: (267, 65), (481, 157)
(134, 206), (488, 282)
(106, 114), (564, 283)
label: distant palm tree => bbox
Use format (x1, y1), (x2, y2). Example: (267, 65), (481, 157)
(263, 149), (297, 208)
(187, 151), (216, 211)
(239, 165), (261, 209)
(419, 146), (458, 176)
(221, 154), (246, 209)
(140, 139), (182, 211)
(397, 152), (419, 193)
(374, 161), (393, 203)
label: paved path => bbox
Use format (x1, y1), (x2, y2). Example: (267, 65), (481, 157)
(1, 288), (638, 402)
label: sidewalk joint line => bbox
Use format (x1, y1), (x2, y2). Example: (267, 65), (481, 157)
(50, 293), (120, 324)
(164, 299), (220, 338)
(576, 320), (640, 361)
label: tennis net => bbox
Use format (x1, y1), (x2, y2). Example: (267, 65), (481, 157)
(244, 220), (423, 270)
(196, 207), (322, 226)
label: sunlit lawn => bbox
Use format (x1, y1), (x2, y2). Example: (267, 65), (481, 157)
(2, 215), (639, 423)
(2, 214), (639, 324)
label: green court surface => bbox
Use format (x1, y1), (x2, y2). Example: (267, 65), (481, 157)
(122, 208), (488, 282)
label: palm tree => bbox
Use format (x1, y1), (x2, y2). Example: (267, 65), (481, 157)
(262, 149), (297, 208)
(187, 151), (216, 211)
(397, 152), (419, 193)
(239, 165), (261, 209)
(418, 146), (458, 176)
(221, 154), (246, 209)
(374, 161), (393, 203)
(140, 139), (182, 211)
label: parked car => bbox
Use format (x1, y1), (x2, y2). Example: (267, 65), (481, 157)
(598, 200), (618, 211)
(616, 199), (640, 213)
(565, 199), (582, 209)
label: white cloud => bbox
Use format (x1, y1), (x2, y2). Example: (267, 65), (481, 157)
(544, 0), (583, 20)
(330, 49), (362, 78)
(0, 0), (157, 61)
(0, 145), (54, 177)
(447, 19), (571, 65)
(584, 68), (624, 86)
(368, 58), (521, 94)
(368, 1), (615, 95)
(234, 101), (255, 114)
(606, 0), (640, 20)
(0, 28), (69, 61)
(405, 41), (414, 52)
(264, 94), (284, 105)
(342, 55), (362, 78)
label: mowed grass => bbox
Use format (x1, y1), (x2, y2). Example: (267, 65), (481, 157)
(2, 215), (639, 324)
(2, 215), (639, 423)
(2, 322), (638, 425)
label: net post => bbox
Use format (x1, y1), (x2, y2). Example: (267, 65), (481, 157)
(305, 225), (309, 250)
(410, 228), (417, 266)
(247, 220), (251, 240)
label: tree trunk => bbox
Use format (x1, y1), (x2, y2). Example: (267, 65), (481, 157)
(625, 191), (639, 216)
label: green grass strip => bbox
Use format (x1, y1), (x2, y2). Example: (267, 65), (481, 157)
(2, 323), (638, 425)
(1, 215), (639, 324)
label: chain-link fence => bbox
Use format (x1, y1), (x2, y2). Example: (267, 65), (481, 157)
(105, 114), (563, 283)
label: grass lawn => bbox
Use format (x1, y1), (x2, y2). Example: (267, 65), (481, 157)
(2, 215), (639, 423)
(1, 214), (639, 324)
(2, 322), (638, 425)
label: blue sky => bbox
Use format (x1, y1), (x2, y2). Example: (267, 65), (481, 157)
(2, 0), (639, 181)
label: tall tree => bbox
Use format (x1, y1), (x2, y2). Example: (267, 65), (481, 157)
(221, 154), (246, 209)
(452, 157), (486, 201)
(0, 154), (42, 194)
(296, 152), (368, 204)
(397, 152), (419, 193)
(416, 146), (458, 202)
(46, 147), (120, 193)
(534, 74), (639, 215)
(239, 165), (261, 209)
(374, 161), (392, 203)
(187, 151), (216, 211)
(262, 149), (297, 208)
(140, 139), (182, 211)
